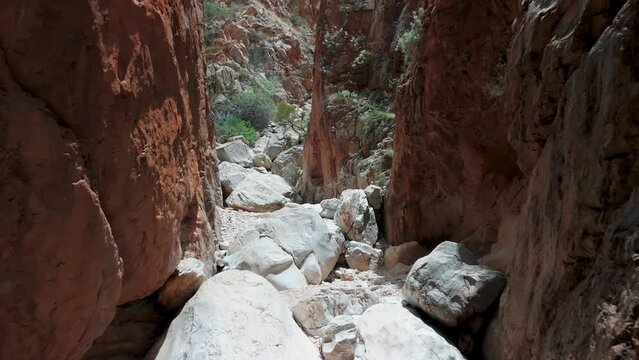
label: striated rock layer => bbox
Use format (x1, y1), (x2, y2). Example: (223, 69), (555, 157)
(385, 0), (639, 358)
(0, 0), (218, 359)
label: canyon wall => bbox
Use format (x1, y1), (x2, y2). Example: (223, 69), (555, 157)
(301, 0), (405, 201)
(386, 0), (638, 358)
(385, 0), (519, 254)
(0, 0), (218, 359)
(486, 0), (638, 358)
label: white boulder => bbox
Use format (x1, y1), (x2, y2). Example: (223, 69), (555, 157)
(322, 315), (358, 360)
(345, 242), (381, 271)
(152, 270), (320, 360)
(216, 140), (255, 164)
(335, 189), (378, 245)
(402, 241), (507, 327)
(224, 235), (307, 291)
(271, 145), (303, 186)
(354, 304), (464, 360)
(320, 198), (341, 219)
(290, 283), (379, 336)
(226, 178), (289, 212)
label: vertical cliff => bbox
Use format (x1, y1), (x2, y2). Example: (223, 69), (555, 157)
(385, 0), (519, 254)
(485, 1), (639, 358)
(0, 0), (217, 359)
(301, 0), (405, 201)
(385, 0), (638, 358)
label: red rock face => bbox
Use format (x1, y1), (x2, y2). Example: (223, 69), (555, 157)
(301, 0), (405, 201)
(485, 1), (639, 358)
(385, 0), (519, 254)
(297, 0), (322, 27)
(386, 0), (639, 358)
(0, 0), (216, 358)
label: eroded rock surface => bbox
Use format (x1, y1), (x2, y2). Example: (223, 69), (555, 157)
(0, 0), (217, 358)
(335, 189), (379, 246)
(354, 304), (465, 360)
(152, 270), (320, 360)
(402, 241), (506, 327)
(225, 204), (343, 288)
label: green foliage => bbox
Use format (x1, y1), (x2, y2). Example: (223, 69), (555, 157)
(290, 14), (307, 27)
(253, 76), (281, 95)
(204, 1), (238, 21)
(323, 27), (347, 49)
(329, 89), (361, 104)
(229, 91), (276, 131)
(349, 34), (366, 49)
(274, 101), (296, 123)
(397, 8), (425, 63)
(352, 49), (373, 68)
(215, 113), (259, 145)
(373, 169), (391, 187)
(360, 104), (394, 131)
(339, 0), (357, 12)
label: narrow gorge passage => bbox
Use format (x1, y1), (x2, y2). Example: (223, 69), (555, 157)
(1, 0), (637, 359)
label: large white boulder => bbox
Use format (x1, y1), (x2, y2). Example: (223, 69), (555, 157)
(354, 304), (464, 360)
(152, 271), (320, 360)
(256, 204), (342, 282)
(320, 198), (341, 219)
(402, 241), (507, 327)
(271, 145), (303, 186)
(345, 242), (381, 271)
(335, 189), (378, 245)
(264, 132), (288, 160)
(226, 178), (289, 212)
(216, 140), (255, 164)
(224, 235), (307, 291)
(225, 204), (343, 288)
(218, 162), (250, 197)
(322, 315), (358, 360)
(219, 162), (292, 199)
(290, 283), (379, 335)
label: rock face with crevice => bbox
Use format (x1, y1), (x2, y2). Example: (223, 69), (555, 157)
(383, 0), (639, 359)
(0, 0), (218, 359)
(300, 0), (405, 201)
(385, 0), (519, 254)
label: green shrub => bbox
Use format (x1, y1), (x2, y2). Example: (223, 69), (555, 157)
(229, 91), (276, 131)
(253, 76), (281, 95)
(397, 8), (425, 63)
(204, 1), (238, 21)
(329, 89), (361, 104)
(360, 105), (394, 132)
(215, 113), (259, 145)
(274, 101), (296, 123)
(352, 49), (372, 68)
(291, 14), (307, 27)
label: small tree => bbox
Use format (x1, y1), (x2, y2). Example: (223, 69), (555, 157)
(274, 101), (308, 139)
(229, 91), (276, 131)
(397, 8), (425, 64)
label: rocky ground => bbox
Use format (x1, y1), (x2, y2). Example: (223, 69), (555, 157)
(146, 127), (509, 359)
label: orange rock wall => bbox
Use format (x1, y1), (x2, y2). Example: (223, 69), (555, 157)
(386, 0), (639, 358)
(301, 0), (405, 201)
(0, 0), (217, 358)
